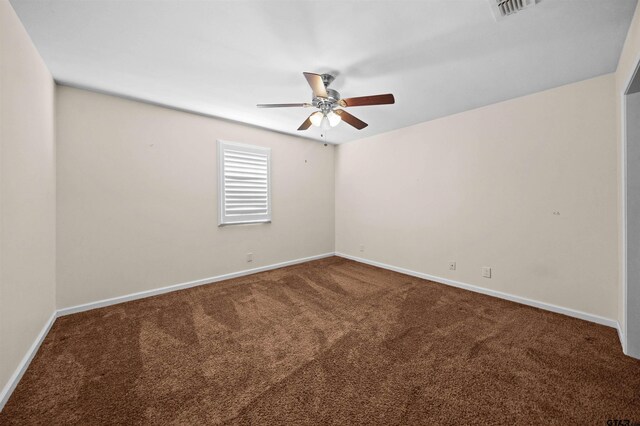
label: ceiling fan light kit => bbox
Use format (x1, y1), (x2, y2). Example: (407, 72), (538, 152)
(257, 72), (395, 132)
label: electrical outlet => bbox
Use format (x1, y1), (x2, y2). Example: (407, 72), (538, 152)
(449, 262), (456, 271)
(482, 266), (491, 278)
(246, 253), (253, 263)
(359, 245), (364, 252)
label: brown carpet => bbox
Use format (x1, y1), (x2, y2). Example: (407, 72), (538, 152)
(1, 256), (639, 425)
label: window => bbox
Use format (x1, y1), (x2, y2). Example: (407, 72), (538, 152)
(218, 140), (271, 225)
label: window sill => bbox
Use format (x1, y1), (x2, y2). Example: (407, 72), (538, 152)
(218, 220), (271, 227)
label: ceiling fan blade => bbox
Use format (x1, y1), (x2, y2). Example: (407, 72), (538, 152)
(297, 114), (314, 131)
(335, 109), (368, 130)
(257, 103), (311, 108)
(339, 93), (395, 107)
(303, 72), (328, 98)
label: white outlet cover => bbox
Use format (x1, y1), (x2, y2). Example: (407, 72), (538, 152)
(482, 267), (491, 278)
(449, 262), (456, 270)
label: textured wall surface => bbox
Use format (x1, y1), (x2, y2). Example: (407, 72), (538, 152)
(0, 0), (56, 401)
(336, 74), (618, 321)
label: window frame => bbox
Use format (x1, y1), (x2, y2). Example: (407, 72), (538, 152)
(217, 140), (272, 226)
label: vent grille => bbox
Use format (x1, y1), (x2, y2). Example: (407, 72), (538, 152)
(491, 0), (538, 19)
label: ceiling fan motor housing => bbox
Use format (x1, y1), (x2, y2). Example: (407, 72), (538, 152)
(313, 78), (340, 113)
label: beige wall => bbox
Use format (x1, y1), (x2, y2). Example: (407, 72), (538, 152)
(336, 74), (618, 321)
(616, 2), (640, 348)
(0, 0), (633, 405)
(0, 0), (56, 398)
(55, 86), (335, 309)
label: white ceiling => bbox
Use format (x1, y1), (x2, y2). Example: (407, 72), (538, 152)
(10, 0), (638, 144)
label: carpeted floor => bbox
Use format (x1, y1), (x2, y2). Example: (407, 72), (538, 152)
(1, 256), (639, 425)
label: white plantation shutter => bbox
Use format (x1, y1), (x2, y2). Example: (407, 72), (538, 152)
(218, 140), (271, 225)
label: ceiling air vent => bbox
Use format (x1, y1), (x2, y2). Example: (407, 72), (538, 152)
(490, 0), (539, 20)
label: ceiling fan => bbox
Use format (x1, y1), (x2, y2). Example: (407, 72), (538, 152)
(257, 72), (395, 131)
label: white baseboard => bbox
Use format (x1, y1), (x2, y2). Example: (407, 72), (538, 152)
(336, 252), (619, 329)
(1, 253), (335, 412)
(57, 252), (335, 317)
(1, 251), (626, 413)
(0, 311), (57, 412)
(617, 322), (627, 354)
